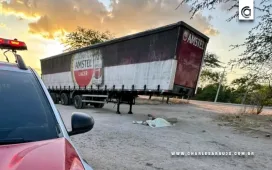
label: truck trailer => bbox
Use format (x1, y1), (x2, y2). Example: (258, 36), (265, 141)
(40, 21), (209, 114)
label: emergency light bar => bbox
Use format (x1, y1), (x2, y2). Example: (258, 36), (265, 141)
(0, 38), (27, 50)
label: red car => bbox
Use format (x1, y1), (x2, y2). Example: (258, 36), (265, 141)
(0, 38), (94, 170)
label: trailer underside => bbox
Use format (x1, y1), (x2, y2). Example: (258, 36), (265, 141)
(48, 85), (192, 114)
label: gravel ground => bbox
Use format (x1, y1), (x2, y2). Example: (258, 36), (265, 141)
(57, 103), (272, 170)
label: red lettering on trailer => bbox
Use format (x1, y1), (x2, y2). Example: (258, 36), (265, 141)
(183, 30), (205, 50)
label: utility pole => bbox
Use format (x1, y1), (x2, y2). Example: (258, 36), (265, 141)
(214, 67), (226, 103)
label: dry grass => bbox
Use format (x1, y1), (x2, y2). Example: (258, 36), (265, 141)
(135, 98), (162, 105)
(136, 96), (189, 105)
(216, 114), (272, 137)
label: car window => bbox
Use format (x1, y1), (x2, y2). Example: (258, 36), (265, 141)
(0, 70), (60, 142)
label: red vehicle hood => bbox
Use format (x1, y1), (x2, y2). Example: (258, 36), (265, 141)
(0, 138), (84, 170)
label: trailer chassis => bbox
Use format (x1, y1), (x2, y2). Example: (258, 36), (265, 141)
(48, 85), (191, 114)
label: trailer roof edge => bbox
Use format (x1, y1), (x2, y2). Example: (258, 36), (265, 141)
(41, 21), (209, 61)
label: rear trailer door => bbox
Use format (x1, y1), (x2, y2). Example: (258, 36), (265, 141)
(173, 26), (208, 95)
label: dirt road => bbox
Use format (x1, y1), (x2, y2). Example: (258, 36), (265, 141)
(58, 103), (272, 170)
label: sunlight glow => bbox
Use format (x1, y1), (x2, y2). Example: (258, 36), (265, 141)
(42, 41), (65, 59)
(16, 0), (23, 4)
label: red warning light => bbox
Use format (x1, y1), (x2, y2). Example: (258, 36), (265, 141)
(0, 38), (27, 50)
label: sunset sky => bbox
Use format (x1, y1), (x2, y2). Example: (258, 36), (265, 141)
(0, 0), (260, 82)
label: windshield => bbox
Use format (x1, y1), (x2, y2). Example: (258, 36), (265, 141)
(0, 69), (60, 143)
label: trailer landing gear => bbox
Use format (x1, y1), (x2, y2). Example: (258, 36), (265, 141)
(116, 99), (121, 114)
(115, 96), (134, 114)
(128, 100), (133, 114)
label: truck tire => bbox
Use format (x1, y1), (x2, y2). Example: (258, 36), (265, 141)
(50, 93), (58, 104)
(74, 95), (85, 109)
(93, 103), (104, 108)
(60, 93), (69, 105)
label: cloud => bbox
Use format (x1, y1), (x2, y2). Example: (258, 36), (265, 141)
(1, 0), (219, 38)
(208, 15), (213, 21)
(204, 27), (219, 36)
(0, 22), (6, 28)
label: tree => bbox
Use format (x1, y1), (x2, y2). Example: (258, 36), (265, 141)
(231, 74), (260, 104)
(195, 84), (218, 101)
(199, 52), (222, 86)
(200, 69), (220, 84)
(231, 75), (272, 114)
(195, 83), (233, 102)
(62, 27), (114, 52)
(232, 74), (260, 90)
(248, 86), (272, 114)
(203, 52), (221, 68)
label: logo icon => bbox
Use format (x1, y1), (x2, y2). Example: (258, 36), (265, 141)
(239, 0), (254, 21)
(71, 50), (103, 87)
(241, 6), (251, 18)
(183, 30), (190, 41)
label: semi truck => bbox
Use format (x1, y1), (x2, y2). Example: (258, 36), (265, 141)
(40, 21), (209, 114)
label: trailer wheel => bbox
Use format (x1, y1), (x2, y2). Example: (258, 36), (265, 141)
(60, 93), (69, 105)
(74, 95), (85, 109)
(50, 93), (58, 104)
(93, 103), (104, 108)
